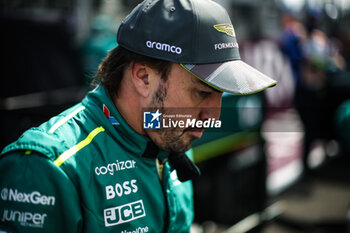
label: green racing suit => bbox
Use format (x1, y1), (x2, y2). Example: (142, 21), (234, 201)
(0, 86), (194, 233)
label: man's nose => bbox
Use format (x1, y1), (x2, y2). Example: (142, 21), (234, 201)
(198, 92), (222, 120)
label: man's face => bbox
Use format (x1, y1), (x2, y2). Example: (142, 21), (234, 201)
(146, 64), (223, 152)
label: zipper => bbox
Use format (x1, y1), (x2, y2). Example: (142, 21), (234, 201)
(156, 158), (168, 181)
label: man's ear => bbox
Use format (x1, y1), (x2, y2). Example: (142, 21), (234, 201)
(130, 62), (151, 97)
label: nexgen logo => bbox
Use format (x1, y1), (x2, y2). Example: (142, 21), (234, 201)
(1, 188), (55, 206)
(104, 200), (146, 227)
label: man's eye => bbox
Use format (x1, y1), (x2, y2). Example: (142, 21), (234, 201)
(198, 90), (211, 97)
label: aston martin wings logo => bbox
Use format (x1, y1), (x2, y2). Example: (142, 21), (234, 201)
(213, 24), (236, 37)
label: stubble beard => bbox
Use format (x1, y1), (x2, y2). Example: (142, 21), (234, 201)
(150, 82), (196, 153)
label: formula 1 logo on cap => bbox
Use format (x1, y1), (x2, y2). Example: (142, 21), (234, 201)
(213, 24), (236, 37)
(143, 109), (161, 129)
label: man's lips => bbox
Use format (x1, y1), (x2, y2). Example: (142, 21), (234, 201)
(184, 127), (204, 138)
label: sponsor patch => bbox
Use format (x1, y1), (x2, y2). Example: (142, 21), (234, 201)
(105, 179), (138, 200)
(214, 42), (239, 50)
(95, 160), (136, 176)
(1, 188), (55, 206)
(104, 200), (146, 227)
(121, 226), (149, 233)
(1, 209), (47, 228)
(146, 41), (182, 54)
(103, 104), (119, 125)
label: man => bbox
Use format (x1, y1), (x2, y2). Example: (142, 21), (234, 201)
(0, 0), (276, 232)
